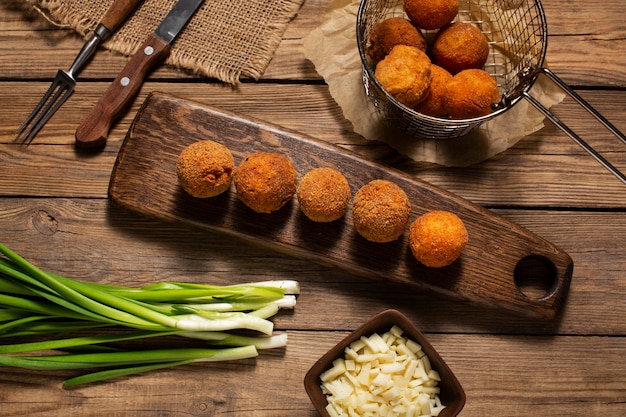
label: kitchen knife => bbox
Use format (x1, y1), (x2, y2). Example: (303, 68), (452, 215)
(75, 0), (204, 150)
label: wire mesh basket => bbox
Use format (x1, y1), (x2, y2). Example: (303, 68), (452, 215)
(356, 0), (546, 138)
(356, 0), (626, 184)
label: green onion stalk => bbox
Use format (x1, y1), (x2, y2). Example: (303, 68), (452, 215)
(0, 243), (299, 386)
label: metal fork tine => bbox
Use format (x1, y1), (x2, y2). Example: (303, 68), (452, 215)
(15, 74), (61, 136)
(15, 70), (74, 145)
(21, 87), (73, 145)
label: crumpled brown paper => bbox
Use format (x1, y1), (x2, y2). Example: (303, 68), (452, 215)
(303, 0), (566, 166)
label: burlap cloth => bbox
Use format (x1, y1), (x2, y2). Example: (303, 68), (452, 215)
(29, 0), (305, 84)
(303, 0), (566, 167)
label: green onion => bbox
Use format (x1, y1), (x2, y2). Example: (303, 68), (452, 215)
(63, 360), (195, 387)
(0, 330), (177, 354)
(179, 330), (288, 350)
(0, 243), (299, 386)
(4, 346), (259, 366)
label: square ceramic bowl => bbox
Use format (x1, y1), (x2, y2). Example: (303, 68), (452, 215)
(304, 309), (465, 416)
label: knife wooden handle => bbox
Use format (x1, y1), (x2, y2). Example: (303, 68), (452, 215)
(101, 0), (143, 33)
(75, 33), (171, 150)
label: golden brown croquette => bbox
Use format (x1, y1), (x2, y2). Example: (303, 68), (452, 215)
(431, 22), (490, 75)
(176, 140), (234, 198)
(367, 17), (427, 63)
(404, 0), (459, 30)
(233, 151), (297, 214)
(375, 45), (432, 108)
(413, 64), (453, 118)
(444, 68), (500, 119)
(352, 179), (411, 243)
(409, 210), (468, 267)
(297, 168), (351, 222)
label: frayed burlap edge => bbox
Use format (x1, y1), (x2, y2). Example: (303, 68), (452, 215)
(27, 0), (99, 33)
(28, 0), (304, 84)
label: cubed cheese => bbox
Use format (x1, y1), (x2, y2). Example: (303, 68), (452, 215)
(320, 328), (446, 417)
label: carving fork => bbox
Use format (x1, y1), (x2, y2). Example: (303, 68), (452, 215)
(15, 0), (143, 144)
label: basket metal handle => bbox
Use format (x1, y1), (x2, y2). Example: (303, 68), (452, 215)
(512, 67), (626, 185)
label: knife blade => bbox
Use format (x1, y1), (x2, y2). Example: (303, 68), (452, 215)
(75, 0), (204, 150)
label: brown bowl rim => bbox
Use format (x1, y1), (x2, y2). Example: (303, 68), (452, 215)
(303, 309), (466, 417)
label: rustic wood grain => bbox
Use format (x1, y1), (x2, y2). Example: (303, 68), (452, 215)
(0, 0), (625, 414)
(0, 332), (623, 416)
(2, 82), (626, 207)
(0, 198), (623, 335)
(2, 0), (626, 85)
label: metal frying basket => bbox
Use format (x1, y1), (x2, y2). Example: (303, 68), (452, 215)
(356, 0), (626, 184)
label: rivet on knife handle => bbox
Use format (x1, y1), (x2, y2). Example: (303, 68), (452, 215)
(74, 34), (171, 150)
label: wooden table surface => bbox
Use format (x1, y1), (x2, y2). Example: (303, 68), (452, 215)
(1, 0), (625, 415)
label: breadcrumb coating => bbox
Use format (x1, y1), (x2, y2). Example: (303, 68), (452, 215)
(444, 68), (500, 119)
(413, 64), (453, 118)
(404, 0), (459, 30)
(375, 45), (432, 108)
(176, 140), (234, 198)
(409, 210), (468, 267)
(297, 168), (351, 222)
(432, 22), (490, 75)
(353, 179), (411, 243)
(367, 17), (427, 63)
(233, 151), (297, 214)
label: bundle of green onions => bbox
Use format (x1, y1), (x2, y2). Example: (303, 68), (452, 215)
(0, 243), (299, 386)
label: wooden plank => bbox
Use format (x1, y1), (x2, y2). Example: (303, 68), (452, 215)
(2, 82), (626, 207)
(1, 199), (624, 335)
(1, 0), (626, 86)
(438, 334), (626, 417)
(3, 81), (624, 150)
(0, 332), (623, 416)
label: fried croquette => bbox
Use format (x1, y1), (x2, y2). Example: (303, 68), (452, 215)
(352, 179), (411, 243)
(375, 45), (432, 108)
(297, 168), (351, 222)
(409, 210), (468, 268)
(431, 22), (490, 75)
(233, 151), (297, 214)
(444, 68), (500, 119)
(413, 64), (453, 118)
(404, 0), (459, 30)
(367, 17), (427, 63)
(176, 140), (234, 198)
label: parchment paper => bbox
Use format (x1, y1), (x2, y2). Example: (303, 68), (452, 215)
(303, 0), (566, 166)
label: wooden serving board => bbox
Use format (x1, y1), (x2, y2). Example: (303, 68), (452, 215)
(109, 92), (573, 319)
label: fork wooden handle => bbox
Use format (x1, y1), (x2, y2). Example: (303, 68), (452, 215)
(74, 33), (171, 150)
(101, 0), (143, 33)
